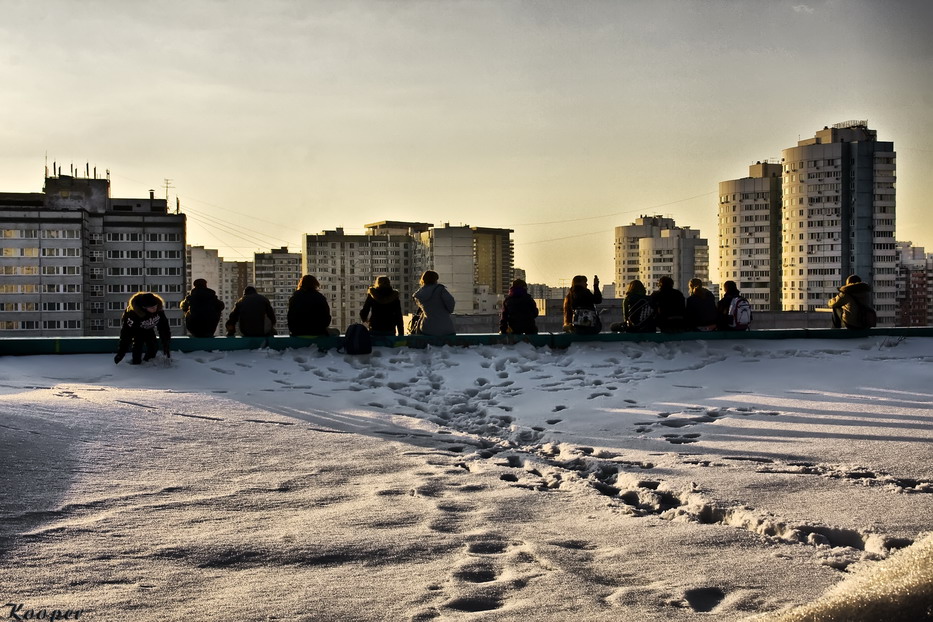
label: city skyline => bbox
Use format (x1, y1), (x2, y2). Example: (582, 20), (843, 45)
(2, 0), (931, 286)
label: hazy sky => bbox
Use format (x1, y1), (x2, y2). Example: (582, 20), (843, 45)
(2, 0), (931, 285)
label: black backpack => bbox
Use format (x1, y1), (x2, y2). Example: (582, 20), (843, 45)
(343, 323), (372, 355)
(626, 298), (656, 331)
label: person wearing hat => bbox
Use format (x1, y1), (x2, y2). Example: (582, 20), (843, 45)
(180, 278), (225, 337)
(114, 291), (172, 365)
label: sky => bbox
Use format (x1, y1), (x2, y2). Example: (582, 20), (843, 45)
(1, 0), (932, 286)
(2, 338), (931, 619)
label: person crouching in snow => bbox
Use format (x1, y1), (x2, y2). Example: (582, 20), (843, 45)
(114, 292), (172, 365)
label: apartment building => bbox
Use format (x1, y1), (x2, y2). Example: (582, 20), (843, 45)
(718, 162), (783, 310)
(0, 173), (185, 337)
(781, 121), (897, 324)
(302, 222), (426, 330)
(894, 241), (929, 327)
(253, 247), (301, 325)
(613, 215), (709, 293)
(218, 259), (253, 319)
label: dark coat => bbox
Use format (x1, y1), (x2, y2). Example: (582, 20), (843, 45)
(287, 287), (332, 336)
(563, 285), (603, 326)
(499, 286), (539, 334)
(650, 286), (686, 333)
(621, 291), (657, 333)
(117, 292), (171, 362)
(227, 292), (276, 337)
(180, 285), (225, 337)
(828, 282), (873, 329)
(360, 286), (404, 336)
(413, 283), (456, 336)
(685, 288), (719, 331)
(717, 290), (741, 330)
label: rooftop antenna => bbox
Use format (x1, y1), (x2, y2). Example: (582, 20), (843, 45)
(163, 178), (174, 202)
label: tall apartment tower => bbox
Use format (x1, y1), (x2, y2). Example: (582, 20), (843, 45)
(894, 242), (929, 327)
(413, 224), (514, 314)
(614, 215), (709, 293)
(718, 162), (783, 310)
(253, 247), (302, 324)
(218, 259), (252, 317)
(0, 173), (185, 337)
(781, 121), (896, 324)
(302, 222), (427, 330)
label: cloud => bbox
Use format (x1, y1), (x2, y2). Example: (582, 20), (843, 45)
(793, 4), (815, 13)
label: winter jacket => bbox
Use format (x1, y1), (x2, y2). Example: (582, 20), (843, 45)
(650, 285), (686, 333)
(717, 291), (742, 331)
(116, 292), (171, 362)
(413, 283), (456, 336)
(499, 286), (539, 334)
(685, 288), (719, 331)
(563, 285), (603, 328)
(828, 282), (874, 329)
(226, 292), (276, 337)
(360, 286), (404, 336)
(180, 285), (225, 337)
(287, 287), (332, 336)
(621, 291), (657, 333)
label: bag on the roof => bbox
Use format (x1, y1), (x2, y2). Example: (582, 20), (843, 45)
(343, 323), (372, 355)
(728, 296), (753, 330)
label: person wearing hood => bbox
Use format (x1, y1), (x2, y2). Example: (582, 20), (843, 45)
(114, 291), (171, 365)
(360, 275), (404, 336)
(412, 270), (456, 336)
(225, 286), (276, 337)
(499, 278), (539, 334)
(563, 274), (602, 334)
(684, 278), (719, 332)
(828, 275), (876, 329)
(180, 278), (225, 337)
(287, 275), (332, 337)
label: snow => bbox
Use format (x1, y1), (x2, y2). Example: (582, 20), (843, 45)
(1, 336), (931, 621)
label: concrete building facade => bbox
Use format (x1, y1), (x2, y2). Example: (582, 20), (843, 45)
(0, 173), (185, 337)
(614, 215), (709, 294)
(718, 162), (783, 311)
(780, 121), (897, 324)
(253, 247), (302, 326)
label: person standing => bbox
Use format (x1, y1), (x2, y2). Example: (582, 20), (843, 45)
(412, 270), (456, 336)
(650, 276), (686, 333)
(563, 274), (602, 334)
(684, 278), (719, 332)
(226, 286), (276, 337)
(114, 292), (171, 365)
(828, 275), (876, 329)
(499, 278), (539, 335)
(180, 278), (225, 337)
(287, 275), (332, 337)
(360, 275), (404, 336)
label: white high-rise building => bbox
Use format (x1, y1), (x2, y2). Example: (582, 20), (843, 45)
(614, 215), (709, 293)
(780, 121), (896, 324)
(718, 162), (783, 310)
(0, 173), (185, 337)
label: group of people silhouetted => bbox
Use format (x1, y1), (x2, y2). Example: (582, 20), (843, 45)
(113, 272), (877, 364)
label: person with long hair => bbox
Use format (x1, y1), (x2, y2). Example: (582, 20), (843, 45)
(360, 275), (404, 336)
(287, 275), (332, 337)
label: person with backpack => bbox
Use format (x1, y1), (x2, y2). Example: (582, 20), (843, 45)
(226, 286), (276, 337)
(412, 270), (456, 336)
(563, 274), (603, 334)
(114, 292), (171, 365)
(288, 275), (332, 337)
(180, 278), (225, 337)
(828, 274), (876, 329)
(649, 276), (686, 333)
(360, 275), (404, 336)
(499, 278), (539, 335)
(717, 280), (752, 331)
(684, 278), (719, 332)
(611, 279), (656, 333)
